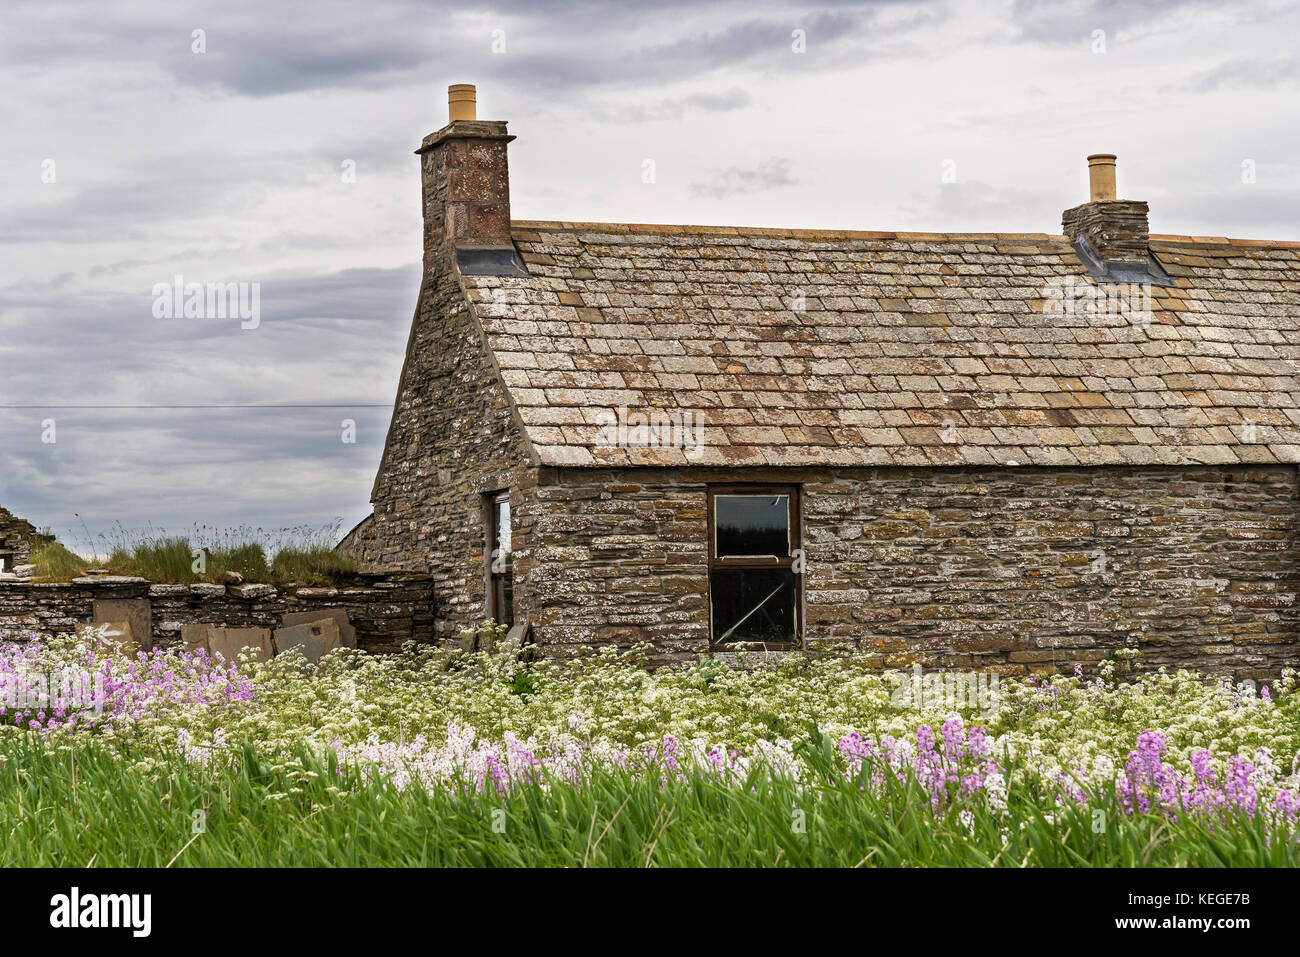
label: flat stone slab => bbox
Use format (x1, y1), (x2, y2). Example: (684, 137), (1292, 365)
(281, 609), (356, 649)
(181, 622), (211, 654)
(76, 620), (137, 654)
(273, 620), (341, 664)
(94, 598), (151, 649)
(207, 627), (273, 663)
(148, 584), (191, 597)
(293, 588), (339, 599)
(230, 583), (277, 600)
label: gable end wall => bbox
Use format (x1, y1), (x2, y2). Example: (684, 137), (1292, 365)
(364, 251), (535, 641)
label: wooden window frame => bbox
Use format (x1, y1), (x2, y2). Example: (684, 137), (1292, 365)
(486, 490), (514, 628)
(706, 484), (802, 648)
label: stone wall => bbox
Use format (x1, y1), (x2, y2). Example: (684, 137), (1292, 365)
(0, 572), (435, 653)
(0, 507), (36, 571)
(337, 515), (376, 562)
(516, 464), (1300, 679)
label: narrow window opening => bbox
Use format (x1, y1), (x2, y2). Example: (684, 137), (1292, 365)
(487, 491), (514, 628)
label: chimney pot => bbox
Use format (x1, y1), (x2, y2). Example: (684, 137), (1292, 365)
(448, 84), (476, 122)
(1087, 153), (1117, 202)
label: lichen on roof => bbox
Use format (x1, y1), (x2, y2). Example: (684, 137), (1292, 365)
(458, 221), (1300, 469)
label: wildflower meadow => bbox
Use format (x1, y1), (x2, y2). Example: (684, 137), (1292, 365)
(1, 628), (1297, 867)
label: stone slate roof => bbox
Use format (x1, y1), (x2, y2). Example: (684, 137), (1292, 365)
(461, 222), (1300, 468)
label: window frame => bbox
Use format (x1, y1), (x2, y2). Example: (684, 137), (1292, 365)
(706, 484), (802, 648)
(485, 490), (514, 629)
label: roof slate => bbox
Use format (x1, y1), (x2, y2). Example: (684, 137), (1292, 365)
(460, 222), (1300, 468)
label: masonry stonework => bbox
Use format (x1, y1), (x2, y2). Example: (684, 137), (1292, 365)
(0, 507), (36, 571)
(1062, 200), (1151, 263)
(0, 572), (435, 652)
(515, 465), (1299, 678)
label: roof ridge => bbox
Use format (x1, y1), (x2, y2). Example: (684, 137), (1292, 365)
(510, 219), (1300, 249)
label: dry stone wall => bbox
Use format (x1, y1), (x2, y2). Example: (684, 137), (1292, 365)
(0, 572), (435, 653)
(0, 507), (36, 572)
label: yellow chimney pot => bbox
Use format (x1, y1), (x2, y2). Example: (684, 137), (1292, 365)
(1087, 153), (1117, 202)
(448, 84), (477, 123)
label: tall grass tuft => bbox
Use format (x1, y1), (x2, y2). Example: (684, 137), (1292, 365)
(271, 546), (356, 586)
(27, 540), (89, 581)
(106, 536), (197, 581)
(211, 543), (270, 582)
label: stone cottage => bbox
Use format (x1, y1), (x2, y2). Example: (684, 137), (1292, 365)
(351, 84), (1300, 677)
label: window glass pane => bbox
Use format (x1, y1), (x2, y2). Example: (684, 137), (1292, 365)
(714, 494), (789, 557)
(495, 499), (512, 570)
(710, 568), (796, 644)
(490, 495), (513, 628)
(494, 575), (515, 629)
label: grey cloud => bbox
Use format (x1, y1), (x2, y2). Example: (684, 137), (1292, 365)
(1, 153), (324, 244)
(1184, 54), (1300, 91)
(1, 0), (913, 98)
(0, 404), (387, 550)
(0, 265), (415, 407)
(591, 87), (754, 123)
(1157, 180), (1300, 235)
(1009, 0), (1249, 44)
(689, 156), (797, 198)
(0, 0), (436, 97)
(901, 180), (1059, 233)
(0, 261), (408, 538)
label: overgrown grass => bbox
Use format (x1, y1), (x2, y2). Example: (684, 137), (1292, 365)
(105, 537), (195, 581)
(32, 522), (355, 585)
(270, 546), (355, 586)
(27, 540), (89, 581)
(0, 735), (1292, 867)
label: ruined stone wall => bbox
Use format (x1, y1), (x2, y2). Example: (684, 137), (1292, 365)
(0, 507), (36, 570)
(336, 515), (376, 562)
(518, 465), (1300, 678)
(0, 572), (435, 653)
(360, 136), (534, 640)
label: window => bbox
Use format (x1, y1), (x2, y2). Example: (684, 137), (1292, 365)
(487, 491), (514, 628)
(707, 486), (800, 646)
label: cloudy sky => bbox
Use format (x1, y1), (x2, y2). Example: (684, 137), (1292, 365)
(1, 0), (1297, 555)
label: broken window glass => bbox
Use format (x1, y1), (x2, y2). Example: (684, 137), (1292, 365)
(710, 568), (797, 644)
(714, 494), (790, 557)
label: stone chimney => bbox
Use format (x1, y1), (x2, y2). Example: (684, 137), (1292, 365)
(1061, 154), (1150, 265)
(415, 84), (515, 267)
